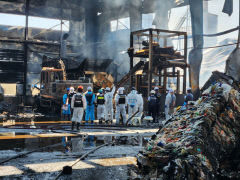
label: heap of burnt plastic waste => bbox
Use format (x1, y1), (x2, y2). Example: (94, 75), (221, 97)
(137, 74), (240, 179)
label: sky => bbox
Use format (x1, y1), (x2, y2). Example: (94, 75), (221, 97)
(0, 13), (69, 31)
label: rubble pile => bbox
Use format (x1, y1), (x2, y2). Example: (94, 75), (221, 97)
(137, 77), (240, 179)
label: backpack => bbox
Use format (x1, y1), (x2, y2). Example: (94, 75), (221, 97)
(74, 94), (83, 107)
(118, 94), (126, 104)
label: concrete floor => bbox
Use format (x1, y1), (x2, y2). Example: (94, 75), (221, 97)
(0, 121), (157, 180)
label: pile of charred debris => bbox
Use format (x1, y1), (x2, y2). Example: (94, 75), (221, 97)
(136, 72), (240, 180)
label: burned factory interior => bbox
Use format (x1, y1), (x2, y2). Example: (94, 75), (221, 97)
(0, 0), (240, 179)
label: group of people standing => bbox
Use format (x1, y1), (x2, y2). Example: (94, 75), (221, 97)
(147, 87), (194, 122)
(62, 85), (143, 130)
(62, 85), (194, 130)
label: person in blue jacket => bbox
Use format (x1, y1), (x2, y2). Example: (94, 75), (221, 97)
(85, 86), (95, 124)
(62, 88), (71, 120)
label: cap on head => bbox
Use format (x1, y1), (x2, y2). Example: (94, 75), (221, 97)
(87, 86), (92, 91)
(131, 87), (136, 91)
(67, 88), (70, 91)
(154, 87), (159, 91)
(150, 90), (155, 94)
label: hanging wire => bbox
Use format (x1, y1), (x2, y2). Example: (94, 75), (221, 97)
(32, 23), (61, 38)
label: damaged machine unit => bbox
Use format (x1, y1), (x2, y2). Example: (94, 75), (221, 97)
(37, 59), (92, 112)
(37, 57), (114, 112)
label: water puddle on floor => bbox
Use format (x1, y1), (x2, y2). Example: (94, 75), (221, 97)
(0, 134), (150, 153)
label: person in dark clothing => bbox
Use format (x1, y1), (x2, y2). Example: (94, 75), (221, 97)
(148, 90), (158, 123)
(154, 87), (161, 119)
(185, 88), (194, 104)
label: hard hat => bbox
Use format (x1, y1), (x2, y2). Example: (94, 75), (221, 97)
(150, 90), (155, 94)
(67, 88), (70, 91)
(154, 87), (159, 90)
(118, 88), (123, 94)
(187, 87), (192, 91)
(70, 87), (74, 93)
(106, 87), (110, 91)
(87, 86), (92, 91)
(78, 85), (83, 90)
(169, 89), (174, 93)
(98, 89), (103, 93)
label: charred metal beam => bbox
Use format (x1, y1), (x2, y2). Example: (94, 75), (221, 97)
(189, 0), (204, 98)
(23, 0), (30, 99)
(0, 39), (60, 46)
(148, 29), (153, 96)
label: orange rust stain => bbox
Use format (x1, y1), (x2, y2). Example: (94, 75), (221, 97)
(0, 133), (76, 140)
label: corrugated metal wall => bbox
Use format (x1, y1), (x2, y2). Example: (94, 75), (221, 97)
(0, 48), (24, 83)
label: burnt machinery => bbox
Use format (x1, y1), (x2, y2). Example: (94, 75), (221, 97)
(35, 59), (92, 112)
(127, 28), (189, 96)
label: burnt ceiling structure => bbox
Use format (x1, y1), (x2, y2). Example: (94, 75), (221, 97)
(0, 0), (205, 97)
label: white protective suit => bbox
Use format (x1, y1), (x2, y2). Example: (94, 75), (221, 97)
(115, 88), (127, 124)
(137, 94), (144, 117)
(71, 93), (86, 123)
(104, 86), (115, 121)
(165, 89), (176, 120)
(127, 90), (139, 118)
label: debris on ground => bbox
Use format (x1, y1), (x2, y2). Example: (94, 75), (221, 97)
(136, 72), (240, 179)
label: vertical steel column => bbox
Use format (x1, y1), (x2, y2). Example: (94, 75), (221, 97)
(23, 0), (30, 102)
(158, 68), (162, 87)
(148, 29), (153, 96)
(184, 34), (188, 94)
(183, 68), (187, 94)
(177, 70), (180, 94)
(237, 0), (240, 48)
(163, 69), (167, 92)
(136, 75), (140, 91)
(59, 0), (63, 58)
(130, 32), (134, 87)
